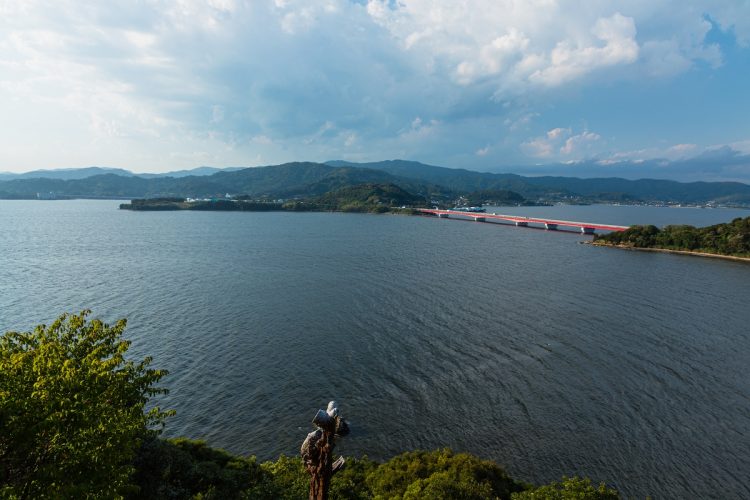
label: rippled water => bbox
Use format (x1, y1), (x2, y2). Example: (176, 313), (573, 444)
(1, 200), (749, 498)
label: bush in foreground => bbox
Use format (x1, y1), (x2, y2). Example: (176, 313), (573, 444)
(0, 311), (172, 498)
(2, 313), (620, 499)
(130, 442), (620, 500)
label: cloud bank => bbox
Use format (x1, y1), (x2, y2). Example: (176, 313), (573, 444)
(0, 0), (748, 180)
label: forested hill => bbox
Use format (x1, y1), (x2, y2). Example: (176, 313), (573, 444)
(3, 159), (750, 205)
(327, 159), (535, 195)
(328, 160), (750, 205)
(593, 216), (750, 258)
(311, 183), (427, 211)
(0, 163), (425, 200)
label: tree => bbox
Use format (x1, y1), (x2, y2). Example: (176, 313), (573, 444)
(511, 476), (619, 500)
(366, 449), (525, 499)
(130, 438), (269, 499)
(0, 311), (172, 498)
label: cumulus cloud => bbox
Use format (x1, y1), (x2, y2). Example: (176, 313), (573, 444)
(504, 112), (538, 131)
(0, 0), (748, 172)
(561, 131), (602, 155)
(709, 1), (750, 47)
(667, 143), (698, 156)
(529, 13), (639, 86)
(475, 146), (490, 157)
(363, 1), (734, 95)
(522, 127), (601, 159)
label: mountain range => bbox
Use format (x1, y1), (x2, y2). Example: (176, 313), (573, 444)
(0, 166), (244, 181)
(2, 160), (750, 206)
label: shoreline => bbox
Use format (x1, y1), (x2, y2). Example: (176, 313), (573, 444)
(585, 241), (750, 263)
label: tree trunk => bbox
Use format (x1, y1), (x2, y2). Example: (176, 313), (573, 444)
(308, 431), (332, 500)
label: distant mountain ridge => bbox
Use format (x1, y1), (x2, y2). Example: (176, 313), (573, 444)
(0, 165), (244, 181)
(328, 159), (750, 204)
(0, 163), (415, 200)
(2, 160), (750, 205)
(0, 167), (134, 181)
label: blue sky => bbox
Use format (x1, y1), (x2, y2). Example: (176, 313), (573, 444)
(1, 0), (749, 181)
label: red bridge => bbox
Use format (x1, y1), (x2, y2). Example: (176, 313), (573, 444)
(417, 209), (630, 234)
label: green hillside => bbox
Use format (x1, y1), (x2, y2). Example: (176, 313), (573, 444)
(593, 216), (750, 257)
(329, 160), (750, 205)
(4, 159), (750, 205)
(310, 183), (428, 212)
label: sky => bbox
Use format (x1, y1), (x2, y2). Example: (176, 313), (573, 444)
(1, 0), (749, 181)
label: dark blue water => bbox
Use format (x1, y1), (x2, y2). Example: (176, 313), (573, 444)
(2, 201), (749, 499)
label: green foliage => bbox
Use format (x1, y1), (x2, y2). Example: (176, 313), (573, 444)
(5, 159), (750, 204)
(257, 455), (309, 499)
(121, 198), (285, 211)
(122, 183), (427, 213)
(312, 183), (428, 212)
(129, 438), (268, 499)
(2, 312), (621, 500)
(328, 457), (378, 500)
(594, 217), (750, 257)
(129, 445), (531, 500)
(466, 189), (526, 206)
(0, 311), (172, 498)
(366, 449), (525, 500)
(511, 476), (619, 500)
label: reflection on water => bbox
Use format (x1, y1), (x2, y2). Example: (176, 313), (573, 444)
(1, 200), (749, 498)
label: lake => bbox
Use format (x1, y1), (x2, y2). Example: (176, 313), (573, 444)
(1, 200), (749, 498)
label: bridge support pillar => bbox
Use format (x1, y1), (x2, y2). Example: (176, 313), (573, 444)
(438, 213), (449, 218)
(473, 216), (486, 222)
(581, 226), (595, 234)
(545, 223), (558, 230)
(515, 221), (528, 227)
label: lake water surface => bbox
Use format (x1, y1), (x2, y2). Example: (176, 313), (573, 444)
(1, 201), (749, 498)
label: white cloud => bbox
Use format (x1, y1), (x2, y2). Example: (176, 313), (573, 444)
(667, 143), (697, 156)
(640, 40), (693, 78)
(504, 112), (538, 131)
(276, 0), (341, 34)
(729, 139), (750, 154)
(208, 0), (236, 13)
(521, 136), (558, 158)
(708, 1), (750, 47)
(529, 13), (638, 86)
(547, 128), (570, 140)
(522, 127), (601, 159)
(363, 2), (730, 96)
(600, 143), (719, 163)
(400, 116), (440, 141)
(560, 131), (601, 155)
(455, 29), (530, 85)
(0, 0), (747, 172)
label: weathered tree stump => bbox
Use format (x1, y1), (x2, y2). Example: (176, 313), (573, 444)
(300, 401), (350, 500)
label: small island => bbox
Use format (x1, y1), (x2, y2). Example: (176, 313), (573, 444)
(591, 216), (750, 261)
(120, 183), (428, 214)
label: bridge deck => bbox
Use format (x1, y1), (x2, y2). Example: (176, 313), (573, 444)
(417, 209), (629, 232)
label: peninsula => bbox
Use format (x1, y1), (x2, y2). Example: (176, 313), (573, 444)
(591, 216), (750, 260)
(119, 183), (429, 214)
